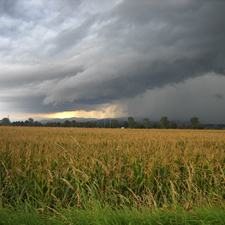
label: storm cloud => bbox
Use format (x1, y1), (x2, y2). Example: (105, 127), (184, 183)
(0, 0), (225, 121)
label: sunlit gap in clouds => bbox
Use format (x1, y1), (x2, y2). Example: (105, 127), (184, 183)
(45, 104), (127, 119)
(5, 104), (127, 121)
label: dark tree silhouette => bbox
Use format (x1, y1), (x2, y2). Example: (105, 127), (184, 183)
(160, 116), (170, 128)
(190, 117), (201, 129)
(111, 119), (120, 128)
(128, 117), (136, 128)
(143, 118), (151, 128)
(28, 118), (34, 125)
(1, 117), (11, 125)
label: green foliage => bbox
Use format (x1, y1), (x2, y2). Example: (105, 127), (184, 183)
(190, 117), (201, 129)
(111, 119), (120, 128)
(160, 117), (170, 128)
(143, 118), (151, 128)
(0, 117), (11, 125)
(128, 117), (136, 128)
(0, 207), (225, 225)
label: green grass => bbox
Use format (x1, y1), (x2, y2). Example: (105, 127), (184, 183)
(0, 207), (225, 225)
(0, 208), (59, 225)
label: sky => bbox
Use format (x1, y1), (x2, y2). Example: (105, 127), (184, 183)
(0, 0), (225, 122)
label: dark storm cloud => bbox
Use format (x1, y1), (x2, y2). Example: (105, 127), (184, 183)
(43, 0), (225, 105)
(214, 93), (224, 100)
(0, 0), (225, 117)
(124, 74), (225, 123)
(2, 95), (86, 113)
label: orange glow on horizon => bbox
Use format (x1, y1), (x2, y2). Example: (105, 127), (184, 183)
(46, 110), (115, 119)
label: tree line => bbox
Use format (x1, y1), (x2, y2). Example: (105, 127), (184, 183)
(0, 116), (204, 129)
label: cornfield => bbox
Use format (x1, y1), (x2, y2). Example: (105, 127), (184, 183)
(0, 127), (224, 211)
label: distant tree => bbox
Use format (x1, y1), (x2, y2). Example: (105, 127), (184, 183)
(28, 118), (34, 125)
(170, 121), (178, 129)
(143, 118), (151, 128)
(136, 122), (144, 129)
(190, 117), (200, 129)
(122, 121), (129, 128)
(24, 120), (30, 126)
(1, 117), (11, 125)
(33, 121), (42, 126)
(64, 120), (71, 127)
(128, 117), (136, 128)
(111, 119), (119, 128)
(160, 116), (170, 128)
(71, 120), (76, 127)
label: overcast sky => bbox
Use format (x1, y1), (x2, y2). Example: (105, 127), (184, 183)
(0, 0), (225, 122)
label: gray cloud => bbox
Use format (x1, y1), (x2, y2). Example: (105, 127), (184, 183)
(0, 0), (225, 121)
(214, 93), (224, 100)
(124, 74), (225, 123)
(0, 0), (20, 18)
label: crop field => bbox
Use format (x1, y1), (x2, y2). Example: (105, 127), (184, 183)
(0, 127), (225, 224)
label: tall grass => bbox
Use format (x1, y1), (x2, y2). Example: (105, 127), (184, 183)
(0, 127), (224, 211)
